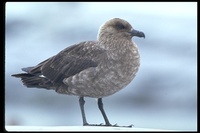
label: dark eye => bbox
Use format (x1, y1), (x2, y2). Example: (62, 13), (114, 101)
(115, 23), (126, 30)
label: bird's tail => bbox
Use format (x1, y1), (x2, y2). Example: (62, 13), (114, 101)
(12, 73), (54, 89)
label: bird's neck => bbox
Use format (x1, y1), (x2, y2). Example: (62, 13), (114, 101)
(99, 38), (134, 51)
(98, 38), (139, 63)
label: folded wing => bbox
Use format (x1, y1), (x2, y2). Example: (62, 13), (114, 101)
(12, 41), (105, 89)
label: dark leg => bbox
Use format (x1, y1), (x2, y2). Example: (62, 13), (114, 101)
(79, 97), (89, 126)
(79, 97), (132, 127)
(98, 98), (112, 126)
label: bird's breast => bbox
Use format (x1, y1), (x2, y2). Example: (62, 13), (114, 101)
(102, 45), (140, 88)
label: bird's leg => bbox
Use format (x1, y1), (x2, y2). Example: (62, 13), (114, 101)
(97, 98), (133, 128)
(79, 97), (89, 126)
(79, 97), (110, 126)
(79, 97), (133, 127)
(97, 98), (112, 126)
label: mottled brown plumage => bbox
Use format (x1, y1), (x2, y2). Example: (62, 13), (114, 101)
(12, 18), (145, 127)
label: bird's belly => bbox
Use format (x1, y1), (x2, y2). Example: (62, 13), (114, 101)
(63, 58), (139, 98)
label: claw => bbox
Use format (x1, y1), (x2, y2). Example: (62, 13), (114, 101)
(83, 123), (133, 128)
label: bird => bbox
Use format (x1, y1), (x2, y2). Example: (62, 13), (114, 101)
(12, 18), (145, 127)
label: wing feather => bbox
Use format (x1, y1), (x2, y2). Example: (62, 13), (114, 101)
(27, 41), (105, 84)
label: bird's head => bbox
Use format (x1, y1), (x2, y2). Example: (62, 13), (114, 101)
(98, 18), (145, 41)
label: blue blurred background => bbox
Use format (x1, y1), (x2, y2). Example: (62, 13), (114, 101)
(5, 2), (197, 130)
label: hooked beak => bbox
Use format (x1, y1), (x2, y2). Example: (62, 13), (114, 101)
(130, 29), (145, 38)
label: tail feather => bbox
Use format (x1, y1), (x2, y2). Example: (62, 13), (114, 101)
(21, 67), (35, 73)
(12, 73), (54, 89)
(12, 73), (33, 78)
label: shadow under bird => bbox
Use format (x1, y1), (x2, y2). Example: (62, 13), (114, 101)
(12, 18), (145, 127)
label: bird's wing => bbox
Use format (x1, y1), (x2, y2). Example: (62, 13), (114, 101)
(26, 41), (105, 84)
